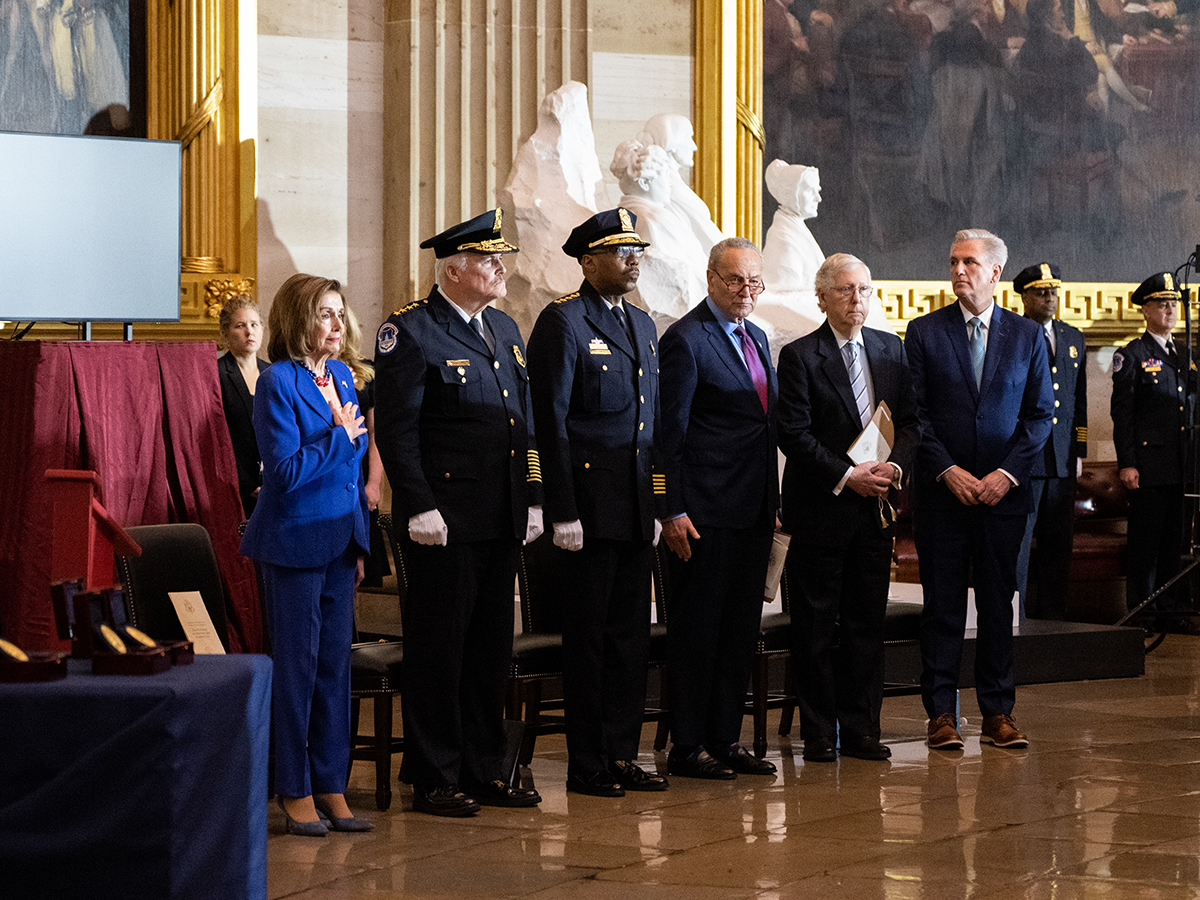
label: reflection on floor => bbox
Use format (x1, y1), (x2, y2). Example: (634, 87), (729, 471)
(268, 635), (1200, 899)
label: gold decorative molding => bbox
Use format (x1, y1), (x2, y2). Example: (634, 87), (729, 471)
(204, 277), (256, 319)
(175, 72), (225, 150)
(875, 280), (1199, 348)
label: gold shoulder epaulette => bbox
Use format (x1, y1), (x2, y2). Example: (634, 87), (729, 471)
(390, 298), (427, 317)
(552, 292), (581, 304)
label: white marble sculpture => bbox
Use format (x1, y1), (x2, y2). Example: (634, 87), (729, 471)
(752, 159), (894, 359)
(610, 140), (708, 327)
(498, 81), (611, 336)
(639, 114), (725, 257)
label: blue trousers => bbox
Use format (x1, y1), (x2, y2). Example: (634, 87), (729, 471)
(261, 547), (355, 799)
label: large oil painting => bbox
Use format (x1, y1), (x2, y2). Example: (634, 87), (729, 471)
(0, 0), (143, 136)
(764, 0), (1200, 280)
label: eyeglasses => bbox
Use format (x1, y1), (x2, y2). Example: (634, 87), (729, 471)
(832, 284), (875, 300)
(712, 271), (766, 295)
(591, 246), (644, 259)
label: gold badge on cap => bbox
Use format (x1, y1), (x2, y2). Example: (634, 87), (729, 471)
(619, 208), (633, 232)
(1040, 263), (1052, 280)
(1165, 273), (1175, 292)
(494, 208), (503, 231)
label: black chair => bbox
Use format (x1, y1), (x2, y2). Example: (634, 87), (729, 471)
(509, 532), (566, 766)
(119, 523), (231, 651)
(351, 513), (406, 811)
(651, 543), (793, 758)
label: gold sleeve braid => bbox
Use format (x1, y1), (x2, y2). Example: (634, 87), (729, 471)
(652, 473), (666, 496)
(527, 449), (542, 483)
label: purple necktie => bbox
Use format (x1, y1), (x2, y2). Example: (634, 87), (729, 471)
(735, 325), (769, 414)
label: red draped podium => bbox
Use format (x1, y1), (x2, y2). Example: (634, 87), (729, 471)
(0, 342), (262, 653)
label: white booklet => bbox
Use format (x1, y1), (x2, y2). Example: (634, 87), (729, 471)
(848, 400), (895, 465)
(764, 531), (791, 601)
(168, 591), (226, 654)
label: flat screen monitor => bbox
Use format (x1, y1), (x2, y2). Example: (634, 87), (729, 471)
(0, 131), (182, 322)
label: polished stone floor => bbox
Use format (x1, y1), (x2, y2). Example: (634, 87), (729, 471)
(267, 634), (1200, 899)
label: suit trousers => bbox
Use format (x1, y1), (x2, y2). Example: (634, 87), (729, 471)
(261, 545), (356, 799)
(667, 522), (774, 749)
(560, 538), (653, 776)
(400, 538), (518, 790)
(1015, 475), (1078, 620)
(1126, 484), (1187, 612)
(787, 521), (893, 745)
(914, 503), (1023, 719)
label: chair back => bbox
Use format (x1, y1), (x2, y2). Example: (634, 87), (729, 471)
(516, 533), (566, 634)
(119, 523), (230, 651)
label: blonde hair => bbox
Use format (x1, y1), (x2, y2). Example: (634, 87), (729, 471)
(217, 294), (260, 347)
(266, 273), (345, 364)
(339, 304), (375, 388)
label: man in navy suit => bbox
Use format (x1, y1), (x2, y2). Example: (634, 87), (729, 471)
(526, 208), (668, 798)
(658, 236), (780, 779)
(1012, 263), (1087, 621)
(905, 229), (1053, 751)
(374, 209), (544, 816)
(777, 253), (920, 763)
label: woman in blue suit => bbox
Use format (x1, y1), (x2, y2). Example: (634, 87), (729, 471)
(240, 273), (372, 836)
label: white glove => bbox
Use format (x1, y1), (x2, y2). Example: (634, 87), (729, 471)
(653, 518), (663, 548)
(553, 519), (584, 552)
(525, 506), (545, 544)
(409, 509), (448, 546)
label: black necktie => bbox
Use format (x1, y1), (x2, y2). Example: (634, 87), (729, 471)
(472, 315), (493, 354)
(1166, 339), (1179, 368)
(612, 303), (634, 346)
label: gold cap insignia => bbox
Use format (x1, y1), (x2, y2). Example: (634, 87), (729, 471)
(1165, 273), (1174, 292)
(1040, 263), (1052, 280)
(619, 208), (633, 232)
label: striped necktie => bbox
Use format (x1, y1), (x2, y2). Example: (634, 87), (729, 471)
(843, 340), (871, 428)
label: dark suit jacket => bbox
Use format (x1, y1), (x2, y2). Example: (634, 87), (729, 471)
(1031, 318), (1087, 478)
(239, 359), (369, 568)
(657, 299), (779, 529)
(905, 302), (1054, 515)
(217, 351), (270, 512)
(1111, 331), (1195, 487)
(373, 287), (541, 543)
(777, 322), (920, 545)
(525, 279), (660, 542)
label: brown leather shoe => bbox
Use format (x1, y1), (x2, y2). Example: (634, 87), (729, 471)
(981, 714), (1029, 748)
(927, 713), (964, 750)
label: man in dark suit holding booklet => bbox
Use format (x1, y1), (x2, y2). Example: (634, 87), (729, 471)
(776, 253), (919, 763)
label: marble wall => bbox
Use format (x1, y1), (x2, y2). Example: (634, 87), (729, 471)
(590, 0), (693, 202)
(256, 0), (384, 344)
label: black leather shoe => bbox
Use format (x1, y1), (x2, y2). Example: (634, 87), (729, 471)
(412, 785), (480, 817)
(567, 770), (626, 797)
(667, 748), (736, 780)
(802, 739), (837, 763)
(462, 779), (542, 807)
(609, 760), (669, 791)
(840, 738), (892, 761)
(711, 743), (777, 775)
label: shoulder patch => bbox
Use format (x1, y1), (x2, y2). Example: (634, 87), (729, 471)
(1112, 351), (1124, 374)
(552, 292), (581, 304)
(376, 322), (399, 355)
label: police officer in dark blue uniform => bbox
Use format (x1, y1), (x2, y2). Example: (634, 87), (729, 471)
(1111, 272), (1195, 618)
(1012, 263), (1087, 621)
(374, 209), (544, 817)
(525, 208), (668, 798)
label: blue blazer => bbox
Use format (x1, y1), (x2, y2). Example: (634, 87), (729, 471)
(239, 359), (369, 568)
(526, 279), (660, 542)
(905, 302), (1054, 515)
(657, 299), (779, 529)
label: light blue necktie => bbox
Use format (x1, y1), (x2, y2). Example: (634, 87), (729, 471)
(969, 316), (985, 389)
(842, 341), (872, 428)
